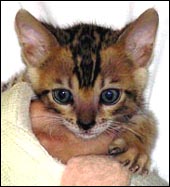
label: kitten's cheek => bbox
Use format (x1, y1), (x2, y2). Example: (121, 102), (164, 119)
(30, 100), (46, 118)
(30, 100), (47, 129)
(99, 109), (114, 119)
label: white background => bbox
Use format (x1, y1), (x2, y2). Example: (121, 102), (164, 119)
(1, 1), (169, 182)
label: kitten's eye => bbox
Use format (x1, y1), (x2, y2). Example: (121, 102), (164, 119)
(52, 89), (73, 104)
(100, 89), (120, 105)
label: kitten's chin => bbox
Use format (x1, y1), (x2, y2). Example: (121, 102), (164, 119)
(76, 132), (100, 140)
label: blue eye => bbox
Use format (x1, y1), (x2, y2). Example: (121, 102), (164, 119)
(100, 89), (120, 105)
(52, 89), (73, 104)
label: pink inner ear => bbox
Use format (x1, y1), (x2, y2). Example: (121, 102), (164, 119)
(21, 24), (45, 48)
(128, 23), (156, 47)
(19, 24), (51, 66)
(125, 25), (156, 67)
(15, 9), (58, 66)
(118, 9), (159, 67)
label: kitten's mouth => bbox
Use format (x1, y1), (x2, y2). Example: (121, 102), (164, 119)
(77, 131), (99, 139)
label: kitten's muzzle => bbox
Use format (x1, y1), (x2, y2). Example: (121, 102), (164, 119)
(77, 119), (95, 130)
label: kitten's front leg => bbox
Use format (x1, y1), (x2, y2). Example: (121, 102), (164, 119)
(109, 137), (151, 175)
(108, 112), (157, 175)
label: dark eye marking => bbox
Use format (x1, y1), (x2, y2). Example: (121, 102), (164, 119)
(125, 90), (137, 101)
(56, 79), (63, 84)
(114, 106), (129, 114)
(68, 78), (73, 89)
(109, 78), (120, 83)
(37, 90), (50, 98)
(45, 106), (61, 114)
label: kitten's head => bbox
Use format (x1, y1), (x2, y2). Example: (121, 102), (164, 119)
(15, 9), (158, 139)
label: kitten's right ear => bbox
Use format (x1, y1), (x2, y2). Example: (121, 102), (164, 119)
(117, 8), (159, 67)
(15, 9), (58, 67)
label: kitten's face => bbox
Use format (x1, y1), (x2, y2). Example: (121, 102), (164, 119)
(15, 9), (158, 139)
(29, 46), (140, 139)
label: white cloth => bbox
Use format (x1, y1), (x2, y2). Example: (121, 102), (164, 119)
(1, 83), (65, 186)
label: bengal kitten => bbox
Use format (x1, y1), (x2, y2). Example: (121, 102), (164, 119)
(2, 8), (159, 174)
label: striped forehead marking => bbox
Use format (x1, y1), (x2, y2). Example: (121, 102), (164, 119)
(42, 23), (123, 88)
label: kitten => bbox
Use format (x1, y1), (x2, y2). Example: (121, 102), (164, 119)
(2, 8), (158, 174)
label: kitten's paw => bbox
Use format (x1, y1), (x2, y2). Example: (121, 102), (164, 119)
(109, 145), (150, 175)
(108, 138), (127, 155)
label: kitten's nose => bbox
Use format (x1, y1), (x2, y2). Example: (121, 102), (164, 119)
(77, 120), (95, 130)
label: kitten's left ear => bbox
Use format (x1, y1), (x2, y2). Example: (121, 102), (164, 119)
(118, 8), (159, 67)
